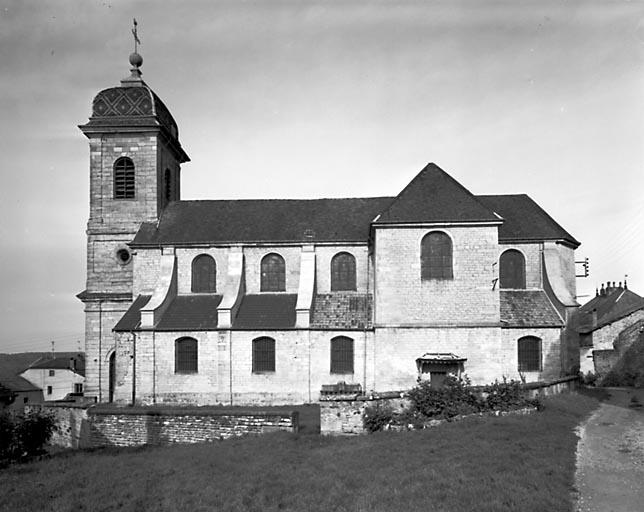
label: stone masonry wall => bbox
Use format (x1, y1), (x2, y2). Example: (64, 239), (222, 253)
(374, 226), (500, 326)
(26, 404), (91, 449)
(496, 243), (542, 289)
(88, 407), (298, 447)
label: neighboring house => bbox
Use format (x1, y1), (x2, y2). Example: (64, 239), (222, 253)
(77, 52), (581, 406)
(577, 282), (644, 376)
(20, 354), (85, 402)
(0, 353), (47, 411)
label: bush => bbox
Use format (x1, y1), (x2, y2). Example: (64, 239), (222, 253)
(407, 375), (482, 420)
(579, 371), (598, 386)
(0, 410), (57, 465)
(482, 379), (527, 411)
(363, 403), (396, 432)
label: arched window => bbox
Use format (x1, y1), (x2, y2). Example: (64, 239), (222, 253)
(191, 254), (216, 293)
(175, 337), (198, 374)
(499, 249), (526, 289)
(113, 157), (135, 199)
(252, 337), (275, 373)
(330, 336), (354, 374)
(518, 336), (541, 372)
(164, 169), (172, 203)
(331, 252), (357, 291)
(421, 231), (453, 280)
(261, 253), (285, 292)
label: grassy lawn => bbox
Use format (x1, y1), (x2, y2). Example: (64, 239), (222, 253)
(0, 392), (600, 512)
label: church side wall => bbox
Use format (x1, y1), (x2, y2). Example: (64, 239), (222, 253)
(314, 245), (370, 293)
(175, 247), (230, 295)
(500, 328), (562, 381)
(243, 247), (301, 293)
(374, 226), (500, 326)
(132, 248), (162, 296)
(496, 243), (542, 289)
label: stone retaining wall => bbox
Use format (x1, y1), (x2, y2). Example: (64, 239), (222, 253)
(320, 376), (579, 435)
(28, 404), (298, 448)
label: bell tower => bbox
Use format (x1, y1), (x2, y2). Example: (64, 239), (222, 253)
(77, 47), (189, 401)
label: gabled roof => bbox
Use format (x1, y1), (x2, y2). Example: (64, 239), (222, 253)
(0, 352), (59, 392)
(113, 295), (152, 331)
(477, 194), (580, 247)
(131, 197), (393, 247)
(28, 354), (85, 376)
(374, 163), (500, 225)
(500, 290), (564, 327)
(233, 294), (297, 329)
(577, 288), (644, 333)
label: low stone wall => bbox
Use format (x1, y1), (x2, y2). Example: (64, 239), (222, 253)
(26, 403), (90, 449)
(320, 391), (408, 435)
(88, 406), (299, 447)
(27, 404), (298, 448)
(321, 376), (579, 435)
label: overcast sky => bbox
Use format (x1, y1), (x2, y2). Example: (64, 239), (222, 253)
(1, 0), (643, 353)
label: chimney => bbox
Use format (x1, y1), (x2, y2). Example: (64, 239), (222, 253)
(600, 283), (605, 296)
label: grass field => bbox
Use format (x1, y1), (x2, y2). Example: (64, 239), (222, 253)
(0, 392), (601, 512)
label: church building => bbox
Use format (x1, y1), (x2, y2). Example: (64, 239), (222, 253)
(77, 53), (581, 405)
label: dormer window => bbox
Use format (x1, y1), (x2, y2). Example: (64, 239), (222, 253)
(113, 157), (135, 199)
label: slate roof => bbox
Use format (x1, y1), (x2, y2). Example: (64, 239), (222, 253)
(577, 288), (644, 334)
(29, 354), (85, 376)
(0, 352), (81, 392)
(310, 294), (372, 329)
(113, 295), (151, 331)
(131, 197), (393, 246)
(114, 295), (222, 331)
(156, 295), (222, 331)
(500, 290), (564, 327)
(233, 294), (297, 329)
(477, 194), (580, 247)
(374, 163), (501, 224)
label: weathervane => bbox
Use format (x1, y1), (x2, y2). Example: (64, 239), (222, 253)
(132, 18), (141, 54)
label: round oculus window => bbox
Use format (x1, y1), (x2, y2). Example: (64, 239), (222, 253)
(116, 248), (132, 265)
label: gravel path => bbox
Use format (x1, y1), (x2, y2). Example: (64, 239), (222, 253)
(575, 389), (644, 512)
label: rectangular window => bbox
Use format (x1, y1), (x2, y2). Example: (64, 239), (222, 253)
(74, 383), (83, 394)
(252, 338), (275, 373)
(47, 386), (52, 395)
(49, 370), (55, 377)
(330, 337), (354, 374)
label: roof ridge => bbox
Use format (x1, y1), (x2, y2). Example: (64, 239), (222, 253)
(174, 196), (396, 204)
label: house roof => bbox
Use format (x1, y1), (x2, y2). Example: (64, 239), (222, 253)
(375, 163), (501, 225)
(577, 287), (644, 334)
(0, 352), (77, 392)
(131, 197), (393, 247)
(233, 294), (297, 329)
(500, 290), (564, 327)
(477, 194), (580, 247)
(28, 354), (86, 376)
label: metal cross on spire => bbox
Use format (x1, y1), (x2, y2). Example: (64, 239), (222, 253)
(132, 18), (141, 53)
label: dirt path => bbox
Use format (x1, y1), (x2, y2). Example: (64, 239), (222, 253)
(575, 389), (644, 512)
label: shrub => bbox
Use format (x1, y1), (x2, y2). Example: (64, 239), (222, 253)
(482, 379), (527, 411)
(363, 403), (396, 432)
(0, 410), (57, 464)
(579, 371), (598, 386)
(407, 375), (482, 420)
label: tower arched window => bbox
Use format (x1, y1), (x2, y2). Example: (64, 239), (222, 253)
(113, 157), (135, 199)
(499, 249), (526, 289)
(261, 253), (286, 292)
(331, 252), (357, 291)
(252, 337), (275, 373)
(191, 254), (217, 293)
(518, 336), (541, 372)
(421, 231), (453, 280)
(175, 337), (198, 374)
(164, 168), (172, 203)
(330, 336), (354, 374)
